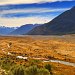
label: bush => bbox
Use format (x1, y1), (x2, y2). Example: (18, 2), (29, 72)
(45, 64), (52, 72)
(29, 59), (42, 66)
(45, 64), (53, 75)
(8, 65), (51, 75)
(39, 68), (50, 75)
(25, 66), (39, 75)
(8, 65), (25, 75)
(25, 66), (51, 75)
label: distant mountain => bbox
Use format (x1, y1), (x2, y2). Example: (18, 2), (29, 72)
(27, 6), (75, 35)
(9, 24), (40, 35)
(0, 26), (16, 35)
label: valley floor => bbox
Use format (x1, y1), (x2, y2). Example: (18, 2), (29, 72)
(0, 35), (75, 75)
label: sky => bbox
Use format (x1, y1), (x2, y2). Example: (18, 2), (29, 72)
(0, 0), (75, 27)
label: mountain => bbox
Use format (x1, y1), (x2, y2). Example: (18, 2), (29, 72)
(27, 6), (75, 35)
(0, 26), (16, 35)
(9, 24), (40, 35)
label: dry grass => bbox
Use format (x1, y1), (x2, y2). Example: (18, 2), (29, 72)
(0, 35), (75, 75)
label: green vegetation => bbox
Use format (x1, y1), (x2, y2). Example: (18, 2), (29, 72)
(0, 57), (15, 71)
(45, 64), (52, 71)
(0, 36), (75, 75)
(39, 68), (50, 75)
(0, 57), (52, 75)
(45, 64), (53, 75)
(25, 66), (39, 75)
(8, 65), (25, 75)
(8, 65), (51, 75)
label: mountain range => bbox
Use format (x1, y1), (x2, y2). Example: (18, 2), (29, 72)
(0, 26), (16, 35)
(9, 24), (40, 35)
(27, 6), (75, 35)
(1, 6), (75, 35)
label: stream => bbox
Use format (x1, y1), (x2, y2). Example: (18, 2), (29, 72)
(16, 55), (75, 67)
(44, 60), (75, 67)
(2, 44), (75, 67)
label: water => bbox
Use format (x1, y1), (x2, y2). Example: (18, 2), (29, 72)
(44, 60), (75, 67)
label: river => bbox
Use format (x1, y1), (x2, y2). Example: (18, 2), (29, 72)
(44, 60), (75, 67)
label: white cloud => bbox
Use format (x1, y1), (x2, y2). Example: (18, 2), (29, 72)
(0, 0), (73, 5)
(0, 6), (69, 27)
(0, 17), (52, 27)
(0, 8), (69, 15)
(0, 0), (72, 27)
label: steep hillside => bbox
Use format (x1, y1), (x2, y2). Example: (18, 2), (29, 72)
(27, 6), (75, 35)
(9, 24), (40, 35)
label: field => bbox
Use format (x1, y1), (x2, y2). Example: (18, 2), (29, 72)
(0, 35), (75, 75)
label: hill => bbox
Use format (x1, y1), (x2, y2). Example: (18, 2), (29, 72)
(0, 26), (16, 35)
(9, 24), (40, 35)
(27, 6), (75, 35)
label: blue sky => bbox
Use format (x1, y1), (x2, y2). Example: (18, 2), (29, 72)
(0, 0), (75, 27)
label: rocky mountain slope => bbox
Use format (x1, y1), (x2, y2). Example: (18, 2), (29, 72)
(27, 6), (75, 35)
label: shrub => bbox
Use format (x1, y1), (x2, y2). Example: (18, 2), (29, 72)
(45, 64), (53, 75)
(25, 66), (39, 75)
(29, 59), (42, 66)
(38, 68), (50, 75)
(8, 65), (25, 75)
(8, 65), (51, 75)
(45, 64), (52, 72)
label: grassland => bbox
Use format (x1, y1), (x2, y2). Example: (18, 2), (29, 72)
(0, 35), (75, 75)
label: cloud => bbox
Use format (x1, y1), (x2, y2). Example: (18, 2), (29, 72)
(0, 8), (69, 18)
(0, 8), (69, 14)
(0, 0), (73, 5)
(0, 5), (67, 27)
(0, 6), (60, 27)
(0, 17), (52, 27)
(0, 0), (74, 27)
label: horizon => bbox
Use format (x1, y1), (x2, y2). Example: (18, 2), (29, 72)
(0, 0), (75, 27)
